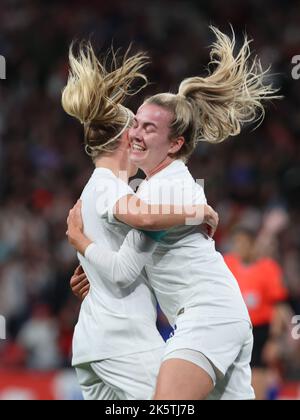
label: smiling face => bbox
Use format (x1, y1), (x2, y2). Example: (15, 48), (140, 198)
(128, 103), (183, 175)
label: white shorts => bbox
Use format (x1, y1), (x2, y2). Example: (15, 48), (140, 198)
(75, 347), (164, 400)
(163, 308), (255, 400)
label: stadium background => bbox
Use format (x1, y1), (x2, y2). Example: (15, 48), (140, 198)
(0, 0), (300, 400)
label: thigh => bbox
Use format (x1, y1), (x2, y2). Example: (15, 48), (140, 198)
(154, 357), (214, 400)
(75, 364), (119, 400)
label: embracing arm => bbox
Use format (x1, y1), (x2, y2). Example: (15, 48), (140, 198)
(113, 194), (218, 233)
(84, 231), (156, 288)
(67, 202), (157, 288)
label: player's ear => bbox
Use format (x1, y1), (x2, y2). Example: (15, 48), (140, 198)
(168, 137), (185, 154)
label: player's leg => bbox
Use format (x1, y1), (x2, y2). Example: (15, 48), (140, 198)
(156, 310), (254, 400)
(153, 350), (216, 400)
(75, 363), (119, 400)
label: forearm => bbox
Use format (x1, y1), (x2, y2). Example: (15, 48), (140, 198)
(68, 229), (93, 256)
(141, 204), (205, 230)
(115, 198), (205, 230)
(84, 230), (157, 288)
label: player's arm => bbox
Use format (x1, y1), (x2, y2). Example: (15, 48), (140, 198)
(113, 194), (219, 234)
(67, 202), (158, 288)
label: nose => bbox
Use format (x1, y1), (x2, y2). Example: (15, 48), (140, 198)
(129, 126), (143, 142)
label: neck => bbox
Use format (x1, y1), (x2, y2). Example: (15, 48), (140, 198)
(95, 150), (130, 182)
(145, 156), (175, 179)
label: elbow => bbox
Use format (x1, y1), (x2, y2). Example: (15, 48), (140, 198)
(130, 214), (155, 230)
(139, 214), (157, 230)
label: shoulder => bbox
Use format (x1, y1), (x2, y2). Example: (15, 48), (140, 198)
(93, 172), (133, 196)
(92, 173), (134, 217)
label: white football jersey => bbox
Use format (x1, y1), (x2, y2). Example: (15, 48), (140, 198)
(72, 168), (164, 366)
(136, 160), (250, 326)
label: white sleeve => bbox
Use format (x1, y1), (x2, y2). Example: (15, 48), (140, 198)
(84, 230), (157, 288)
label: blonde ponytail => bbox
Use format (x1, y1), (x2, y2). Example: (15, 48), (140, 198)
(146, 26), (280, 161)
(178, 26), (280, 144)
(61, 42), (149, 158)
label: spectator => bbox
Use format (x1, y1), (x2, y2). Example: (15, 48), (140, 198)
(224, 226), (291, 399)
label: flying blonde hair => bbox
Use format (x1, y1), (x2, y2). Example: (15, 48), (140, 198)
(61, 42), (149, 159)
(145, 26), (280, 161)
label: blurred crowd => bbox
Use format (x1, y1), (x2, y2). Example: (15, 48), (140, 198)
(0, 0), (300, 398)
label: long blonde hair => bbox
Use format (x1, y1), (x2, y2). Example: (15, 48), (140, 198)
(145, 26), (280, 161)
(61, 42), (149, 160)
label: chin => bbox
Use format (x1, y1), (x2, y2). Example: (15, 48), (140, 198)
(129, 153), (142, 165)
(129, 152), (149, 174)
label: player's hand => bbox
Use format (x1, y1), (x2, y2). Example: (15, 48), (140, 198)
(66, 200), (92, 255)
(67, 200), (83, 235)
(70, 265), (90, 301)
(203, 204), (219, 237)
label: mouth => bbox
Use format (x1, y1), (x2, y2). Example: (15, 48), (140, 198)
(130, 141), (147, 153)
